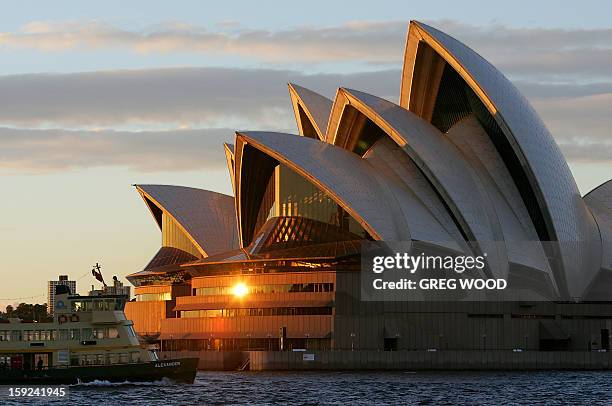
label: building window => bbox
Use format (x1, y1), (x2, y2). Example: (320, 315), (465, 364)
(135, 292), (172, 301)
(194, 283), (334, 296)
(180, 307), (332, 318)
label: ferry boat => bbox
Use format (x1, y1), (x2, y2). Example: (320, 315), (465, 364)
(0, 285), (198, 384)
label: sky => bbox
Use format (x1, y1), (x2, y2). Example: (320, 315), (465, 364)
(1, 1), (611, 307)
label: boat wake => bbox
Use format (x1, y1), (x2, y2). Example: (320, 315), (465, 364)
(72, 377), (174, 387)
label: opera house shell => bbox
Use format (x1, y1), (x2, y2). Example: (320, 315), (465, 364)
(125, 21), (612, 355)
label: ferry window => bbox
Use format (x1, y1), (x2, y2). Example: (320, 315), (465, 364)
(70, 329), (80, 340)
(51, 330), (57, 340)
(74, 301), (95, 312)
(105, 299), (116, 310)
(119, 353), (129, 364)
(77, 301), (92, 312)
(1, 356), (11, 368)
(70, 354), (79, 366)
(33, 330), (41, 341)
(11, 331), (21, 341)
(92, 328), (105, 339)
(82, 328), (93, 340)
(0, 330), (9, 341)
(149, 350), (159, 361)
(59, 329), (69, 341)
(107, 327), (119, 339)
(95, 354), (104, 365)
(108, 353), (118, 364)
(40, 330), (51, 341)
(23, 330), (33, 341)
(130, 352), (140, 363)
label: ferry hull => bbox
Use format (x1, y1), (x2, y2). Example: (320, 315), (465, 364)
(0, 358), (198, 385)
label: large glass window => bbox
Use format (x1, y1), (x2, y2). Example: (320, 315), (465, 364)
(249, 164), (369, 245)
(195, 283), (333, 296)
(274, 165), (365, 236)
(135, 292), (171, 302)
(180, 307), (332, 318)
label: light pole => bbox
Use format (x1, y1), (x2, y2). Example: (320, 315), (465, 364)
(267, 333), (272, 351)
(247, 333), (251, 351)
(350, 332), (356, 351)
(305, 333), (310, 350)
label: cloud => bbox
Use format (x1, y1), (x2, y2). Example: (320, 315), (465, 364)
(0, 127), (235, 173)
(0, 90), (609, 175)
(0, 67), (400, 129)
(432, 20), (612, 80)
(2, 19), (612, 81)
(0, 20), (406, 63)
(531, 93), (612, 163)
(0, 18), (611, 172)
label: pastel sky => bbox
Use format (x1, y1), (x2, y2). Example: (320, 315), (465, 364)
(1, 0), (611, 307)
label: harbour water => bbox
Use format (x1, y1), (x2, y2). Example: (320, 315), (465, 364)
(5, 370), (612, 405)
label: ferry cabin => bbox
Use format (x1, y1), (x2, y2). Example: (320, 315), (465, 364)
(0, 292), (157, 371)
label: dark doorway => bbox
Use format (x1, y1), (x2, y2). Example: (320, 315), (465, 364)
(601, 329), (610, 351)
(539, 339), (570, 351)
(384, 337), (398, 351)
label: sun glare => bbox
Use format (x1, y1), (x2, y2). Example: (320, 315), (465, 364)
(232, 282), (248, 297)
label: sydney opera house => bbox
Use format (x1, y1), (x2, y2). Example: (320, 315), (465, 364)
(125, 21), (612, 357)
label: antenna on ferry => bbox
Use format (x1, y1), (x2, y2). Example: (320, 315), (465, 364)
(91, 262), (107, 287)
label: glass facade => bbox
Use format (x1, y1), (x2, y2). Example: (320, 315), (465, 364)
(194, 283), (334, 296)
(274, 165), (365, 237)
(162, 212), (202, 258)
(251, 164), (368, 244)
(180, 307), (333, 318)
(136, 292), (172, 302)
